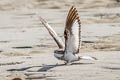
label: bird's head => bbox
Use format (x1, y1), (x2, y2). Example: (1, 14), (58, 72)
(54, 48), (64, 54)
(54, 49), (64, 60)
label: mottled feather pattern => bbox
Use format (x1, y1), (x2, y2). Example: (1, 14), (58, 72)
(65, 6), (81, 54)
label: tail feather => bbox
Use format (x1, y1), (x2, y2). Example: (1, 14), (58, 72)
(79, 56), (97, 60)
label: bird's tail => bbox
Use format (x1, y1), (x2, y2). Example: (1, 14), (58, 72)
(79, 56), (97, 60)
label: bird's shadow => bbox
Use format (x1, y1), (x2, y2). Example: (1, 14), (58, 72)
(7, 64), (65, 72)
(7, 62), (94, 72)
(101, 66), (120, 70)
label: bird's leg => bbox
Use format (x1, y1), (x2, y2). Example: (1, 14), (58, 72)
(66, 62), (72, 65)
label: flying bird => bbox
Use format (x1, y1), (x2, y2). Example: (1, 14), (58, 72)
(39, 6), (97, 65)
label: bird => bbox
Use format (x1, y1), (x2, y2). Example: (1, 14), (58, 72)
(39, 6), (97, 65)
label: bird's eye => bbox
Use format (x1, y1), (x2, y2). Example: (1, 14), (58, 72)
(64, 31), (67, 39)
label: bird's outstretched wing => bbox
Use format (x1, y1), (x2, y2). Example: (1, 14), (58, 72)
(64, 6), (81, 54)
(39, 16), (65, 49)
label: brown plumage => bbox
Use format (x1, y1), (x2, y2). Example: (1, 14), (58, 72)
(64, 6), (81, 54)
(39, 6), (97, 64)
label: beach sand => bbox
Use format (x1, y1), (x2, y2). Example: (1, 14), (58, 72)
(0, 0), (120, 80)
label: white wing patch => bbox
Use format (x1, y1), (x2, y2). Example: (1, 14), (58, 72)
(66, 20), (80, 53)
(72, 20), (79, 50)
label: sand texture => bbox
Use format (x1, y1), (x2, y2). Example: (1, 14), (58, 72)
(0, 0), (120, 80)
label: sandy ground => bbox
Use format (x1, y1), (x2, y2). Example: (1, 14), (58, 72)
(0, 0), (120, 80)
(0, 51), (120, 80)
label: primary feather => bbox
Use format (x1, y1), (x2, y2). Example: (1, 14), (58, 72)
(64, 6), (81, 54)
(39, 16), (65, 49)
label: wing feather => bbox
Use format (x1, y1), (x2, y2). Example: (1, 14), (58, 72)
(39, 16), (65, 49)
(64, 6), (81, 54)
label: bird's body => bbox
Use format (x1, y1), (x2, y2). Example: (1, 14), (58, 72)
(39, 6), (97, 65)
(54, 52), (79, 62)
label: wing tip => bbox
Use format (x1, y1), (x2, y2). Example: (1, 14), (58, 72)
(66, 6), (80, 27)
(71, 5), (76, 9)
(39, 16), (47, 23)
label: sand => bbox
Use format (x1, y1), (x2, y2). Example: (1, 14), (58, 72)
(0, 0), (120, 80)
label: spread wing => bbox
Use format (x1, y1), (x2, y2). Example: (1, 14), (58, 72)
(39, 16), (65, 49)
(64, 6), (81, 54)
